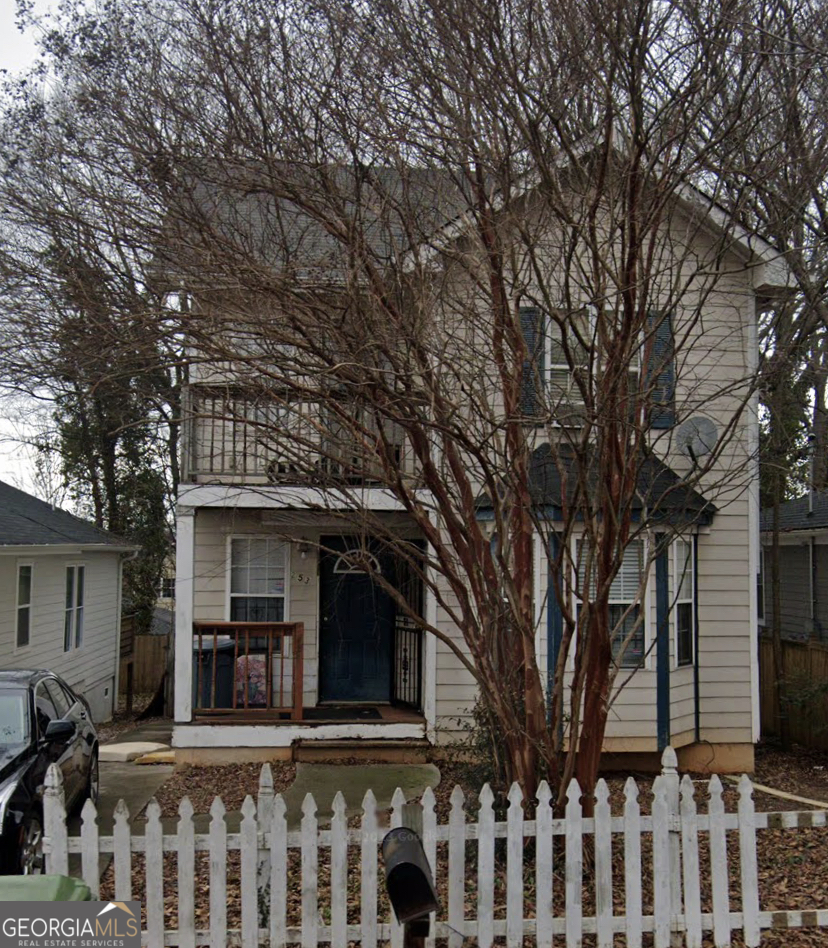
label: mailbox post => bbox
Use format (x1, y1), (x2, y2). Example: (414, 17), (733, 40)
(381, 826), (440, 948)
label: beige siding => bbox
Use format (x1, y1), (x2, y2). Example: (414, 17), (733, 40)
(0, 551), (121, 722)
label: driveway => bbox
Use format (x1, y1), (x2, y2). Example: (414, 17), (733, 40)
(66, 723), (174, 879)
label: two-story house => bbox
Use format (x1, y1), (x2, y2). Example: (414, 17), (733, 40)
(170, 163), (788, 771)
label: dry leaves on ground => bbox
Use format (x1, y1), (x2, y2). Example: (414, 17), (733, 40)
(100, 744), (828, 945)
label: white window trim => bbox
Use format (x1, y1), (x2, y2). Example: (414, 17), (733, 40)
(673, 539), (695, 669)
(14, 562), (33, 651)
(63, 563), (86, 652)
(571, 534), (653, 671)
(224, 535), (291, 623)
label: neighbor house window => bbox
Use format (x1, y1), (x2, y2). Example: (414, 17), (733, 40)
(675, 539), (694, 667)
(577, 538), (646, 667)
(159, 575), (175, 599)
(229, 538), (288, 621)
(64, 565), (85, 651)
(16, 564), (32, 648)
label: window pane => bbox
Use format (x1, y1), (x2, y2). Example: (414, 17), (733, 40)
(677, 602), (693, 666)
(75, 606), (84, 647)
(17, 566), (32, 607)
(610, 603), (644, 667)
(65, 567), (75, 609)
(248, 566), (270, 594)
(578, 540), (644, 602)
(230, 597), (285, 622)
(64, 610), (73, 652)
(45, 679), (70, 717)
(76, 566), (85, 608)
(249, 539), (269, 565)
(615, 542), (643, 601)
(676, 540), (692, 601)
(230, 566), (248, 594)
(34, 685), (58, 737)
(16, 606), (29, 648)
(231, 539), (250, 568)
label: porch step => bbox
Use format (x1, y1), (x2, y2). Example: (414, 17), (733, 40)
(293, 738), (430, 764)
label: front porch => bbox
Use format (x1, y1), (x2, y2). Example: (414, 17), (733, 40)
(173, 506), (436, 756)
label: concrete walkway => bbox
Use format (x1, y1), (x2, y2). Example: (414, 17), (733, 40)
(67, 760), (174, 878)
(153, 762), (441, 834)
(282, 762), (441, 827)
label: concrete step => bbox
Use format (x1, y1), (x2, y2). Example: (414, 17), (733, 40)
(293, 738), (430, 764)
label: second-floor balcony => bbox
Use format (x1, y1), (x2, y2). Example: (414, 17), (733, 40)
(183, 386), (419, 486)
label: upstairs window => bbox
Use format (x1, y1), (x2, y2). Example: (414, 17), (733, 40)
(16, 564), (32, 649)
(64, 566), (85, 651)
(577, 539), (646, 668)
(230, 538), (288, 622)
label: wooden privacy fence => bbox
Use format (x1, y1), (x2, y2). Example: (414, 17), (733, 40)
(759, 634), (828, 751)
(43, 748), (828, 948)
(120, 633), (170, 696)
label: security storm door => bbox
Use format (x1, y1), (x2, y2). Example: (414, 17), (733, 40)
(319, 537), (394, 702)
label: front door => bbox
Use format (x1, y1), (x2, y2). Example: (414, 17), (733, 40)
(319, 537), (394, 702)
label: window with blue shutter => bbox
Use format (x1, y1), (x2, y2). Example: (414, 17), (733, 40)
(645, 311), (676, 429)
(519, 306), (545, 417)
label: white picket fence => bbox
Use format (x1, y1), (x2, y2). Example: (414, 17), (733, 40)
(42, 748), (828, 947)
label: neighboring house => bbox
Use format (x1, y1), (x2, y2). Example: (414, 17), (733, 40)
(156, 554), (175, 612)
(759, 492), (828, 642)
(0, 480), (136, 722)
(171, 166), (789, 771)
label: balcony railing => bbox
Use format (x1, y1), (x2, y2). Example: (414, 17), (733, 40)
(192, 622), (304, 719)
(183, 387), (418, 484)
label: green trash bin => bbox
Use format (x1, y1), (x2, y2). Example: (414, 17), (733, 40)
(0, 875), (91, 901)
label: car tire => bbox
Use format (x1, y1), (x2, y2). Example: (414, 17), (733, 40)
(85, 748), (100, 807)
(18, 812), (44, 875)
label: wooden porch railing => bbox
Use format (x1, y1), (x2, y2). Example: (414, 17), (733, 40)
(192, 622), (304, 720)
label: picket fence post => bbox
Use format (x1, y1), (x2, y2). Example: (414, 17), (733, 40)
(43, 763), (68, 876)
(257, 763), (275, 928)
(660, 747), (683, 948)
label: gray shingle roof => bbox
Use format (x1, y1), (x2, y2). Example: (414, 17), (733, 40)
(165, 162), (471, 283)
(760, 491), (828, 533)
(477, 444), (716, 525)
(0, 480), (133, 548)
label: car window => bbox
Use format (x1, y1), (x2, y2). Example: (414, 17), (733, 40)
(0, 693), (27, 745)
(34, 683), (59, 738)
(44, 679), (71, 718)
(57, 681), (79, 713)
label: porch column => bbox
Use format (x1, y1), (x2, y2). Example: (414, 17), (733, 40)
(655, 534), (670, 751)
(174, 505), (195, 723)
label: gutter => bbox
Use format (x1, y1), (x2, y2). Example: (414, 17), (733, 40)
(0, 544), (138, 555)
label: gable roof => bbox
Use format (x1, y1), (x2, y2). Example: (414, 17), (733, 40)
(0, 480), (134, 550)
(760, 491), (828, 534)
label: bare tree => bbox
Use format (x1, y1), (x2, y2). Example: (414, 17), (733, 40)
(0, 0), (796, 799)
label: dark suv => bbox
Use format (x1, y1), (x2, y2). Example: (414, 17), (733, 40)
(0, 670), (99, 873)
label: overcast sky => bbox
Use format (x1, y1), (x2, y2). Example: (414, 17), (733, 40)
(0, 0), (47, 75)
(0, 0), (53, 493)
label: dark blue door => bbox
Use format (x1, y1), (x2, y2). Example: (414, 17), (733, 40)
(319, 538), (394, 702)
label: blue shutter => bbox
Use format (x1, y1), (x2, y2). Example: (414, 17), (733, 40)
(646, 311), (676, 429)
(519, 306), (545, 417)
